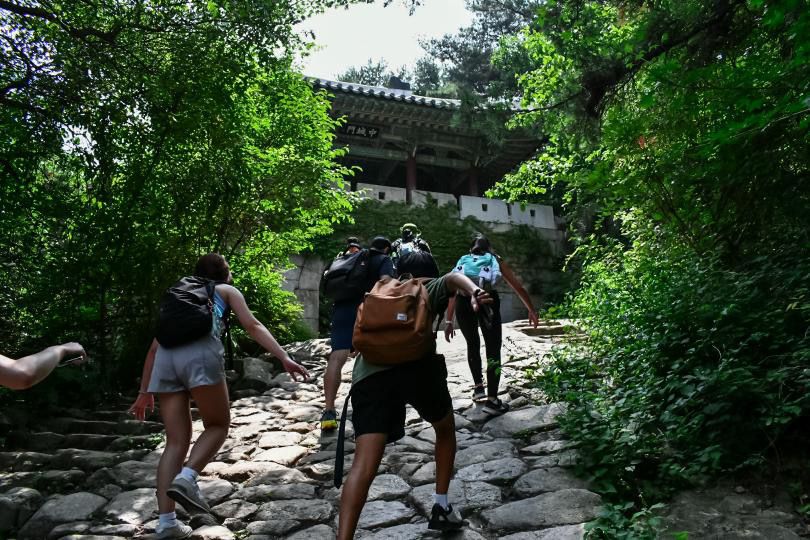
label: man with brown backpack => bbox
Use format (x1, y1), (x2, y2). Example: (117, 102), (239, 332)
(334, 271), (492, 538)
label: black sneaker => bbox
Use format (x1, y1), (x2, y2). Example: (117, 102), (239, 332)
(472, 385), (487, 403)
(482, 398), (510, 416)
(428, 503), (463, 531)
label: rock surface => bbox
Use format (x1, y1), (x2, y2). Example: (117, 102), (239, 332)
(3, 323), (801, 538)
(17, 492), (107, 539)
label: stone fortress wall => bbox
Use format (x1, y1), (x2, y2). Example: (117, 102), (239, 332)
(284, 184), (567, 333)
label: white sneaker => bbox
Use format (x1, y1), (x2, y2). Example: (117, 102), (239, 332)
(155, 521), (192, 539)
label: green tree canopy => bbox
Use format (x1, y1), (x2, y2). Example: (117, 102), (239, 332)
(482, 0), (810, 528)
(0, 0), (359, 393)
(491, 0), (809, 255)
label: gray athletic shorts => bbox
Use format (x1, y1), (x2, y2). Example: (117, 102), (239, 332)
(147, 334), (225, 393)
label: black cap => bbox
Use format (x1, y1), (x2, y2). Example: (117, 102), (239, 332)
(370, 236), (392, 252)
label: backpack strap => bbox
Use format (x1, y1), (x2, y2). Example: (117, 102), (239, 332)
(223, 310), (234, 370)
(334, 389), (352, 488)
(209, 280), (234, 369)
(203, 280), (216, 301)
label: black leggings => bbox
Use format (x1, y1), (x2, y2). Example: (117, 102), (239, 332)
(455, 290), (502, 398)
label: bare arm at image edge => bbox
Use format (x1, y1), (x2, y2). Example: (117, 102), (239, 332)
(0, 342), (87, 390)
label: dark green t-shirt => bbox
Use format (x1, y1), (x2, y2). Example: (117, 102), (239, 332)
(351, 275), (452, 385)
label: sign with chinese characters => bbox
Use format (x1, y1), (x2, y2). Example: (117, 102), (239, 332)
(341, 123), (380, 139)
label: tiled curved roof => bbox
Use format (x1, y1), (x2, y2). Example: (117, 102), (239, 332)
(308, 77), (461, 110)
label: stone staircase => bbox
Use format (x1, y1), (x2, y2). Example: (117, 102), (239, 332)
(0, 321), (607, 539)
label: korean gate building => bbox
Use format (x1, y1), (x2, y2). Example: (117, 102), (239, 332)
(284, 77), (567, 332)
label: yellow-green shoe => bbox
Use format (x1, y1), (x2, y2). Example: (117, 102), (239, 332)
(321, 409), (338, 431)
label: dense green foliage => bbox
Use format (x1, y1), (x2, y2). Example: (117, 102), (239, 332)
(475, 0), (810, 533)
(335, 56), (459, 98)
(0, 1), (358, 399)
(337, 2), (542, 99)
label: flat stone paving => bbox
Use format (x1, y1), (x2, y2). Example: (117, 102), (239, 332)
(2, 321), (604, 539)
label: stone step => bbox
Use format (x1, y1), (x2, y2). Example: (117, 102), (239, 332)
(41, 418), (163, 436)
(0, 469), (85, 493)
(79, 410), (137, 422)
(514, 324), (573, 336)
(0, 452), (54, 472)
(0, 444), (152, 474)
(7, 431), (160, 453)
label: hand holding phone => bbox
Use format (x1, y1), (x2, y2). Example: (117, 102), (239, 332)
(58, 356), (85, 367)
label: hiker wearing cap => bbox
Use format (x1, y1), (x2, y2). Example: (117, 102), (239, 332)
(344, 236), (362, 255)
(320, 236), (395, 431)
(335, 271), (493, 538)
(391, 223), (439, 278)
(391, 223), (431, 261)
(444, 234), (540, 416)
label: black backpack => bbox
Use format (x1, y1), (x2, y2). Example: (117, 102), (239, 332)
(396, 250), (440, 278)
(322, 250), (371, 302)
(155, 276), (217, 348)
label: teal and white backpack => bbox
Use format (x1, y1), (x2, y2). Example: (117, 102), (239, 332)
(453, 252), (500, 285)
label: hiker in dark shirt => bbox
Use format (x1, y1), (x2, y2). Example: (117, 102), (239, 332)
(320, 236), (395, 431)
(391, 223), (439, 278)
(391, 222), (432, 259)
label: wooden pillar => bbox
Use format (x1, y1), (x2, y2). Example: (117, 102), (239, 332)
(467, 167), (479, 197)
(406, 153), (417, 204)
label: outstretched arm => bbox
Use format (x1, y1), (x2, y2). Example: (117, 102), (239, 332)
(221, 285), (310, 381)
(498, 257), (539, 328)
(0, 342), (86, 390)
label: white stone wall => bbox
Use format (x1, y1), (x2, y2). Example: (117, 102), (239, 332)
(411, 189), (458, 208)
(352, 184), (558, 232)
(458, 195), (511, 224)
(509, 203), (556, 229)
(282, 254), (325, 334)
(356, 183), (407, 203)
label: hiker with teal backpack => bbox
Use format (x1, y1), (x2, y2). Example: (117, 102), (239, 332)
(444, 234), (540, 416)
(129, 253), (309, 539)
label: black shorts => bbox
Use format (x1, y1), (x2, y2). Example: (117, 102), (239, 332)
(351, 354), (453, 443)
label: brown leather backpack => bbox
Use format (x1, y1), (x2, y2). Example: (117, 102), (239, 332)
(352, 277), (434, 365)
